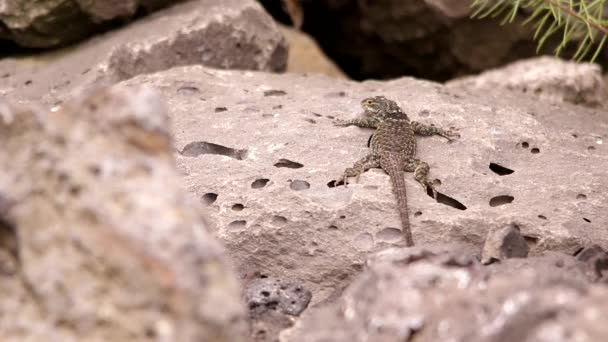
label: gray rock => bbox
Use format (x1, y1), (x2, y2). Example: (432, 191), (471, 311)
(284, 0), (598, 81)
(283, 246), (608, 342)
(447, 56), (608, 108)
(0, 0), (179, 48)
(245, 275), (312, 341)
(0, 0), (287, 104)
(0, 85), (245, 341)
(121, 65), (608, 307)
(481, 223), (530, 264)
(246, 277), (312, 316)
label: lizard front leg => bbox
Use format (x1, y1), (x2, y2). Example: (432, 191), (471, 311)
(334, 117), (379, 128)
(338, 154), (380, 186)
(411, 121), (459, 142)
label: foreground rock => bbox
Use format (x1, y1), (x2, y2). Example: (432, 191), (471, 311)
(0, 0), (287, 104)
(447, 57), (608, 108)
(121, 65), (607, 310)
(0, 86), (245, 341)
(283, 245), (608, 341)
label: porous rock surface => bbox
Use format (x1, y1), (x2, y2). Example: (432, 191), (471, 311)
(0, 0), (180, 48)
(121, 65), (608, 306)
(283, 245), (608, 342)
(0, 0), (287, 104)
(0, 85), (245, 341)
(447, 57), (608, 108)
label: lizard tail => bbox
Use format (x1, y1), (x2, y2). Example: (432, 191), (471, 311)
(384, 159), (414, 247)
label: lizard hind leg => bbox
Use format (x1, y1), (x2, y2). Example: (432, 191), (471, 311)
(338, 154), (380, 187)
(404, 159), (437, 199)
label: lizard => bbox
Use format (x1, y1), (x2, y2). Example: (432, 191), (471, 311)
(334, 96), (458, 246)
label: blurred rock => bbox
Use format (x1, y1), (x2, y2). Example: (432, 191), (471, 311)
(284, 245), (608, 342)
(0, 0), (287, 104)
(448, 56), (608, 108)
(0, 85), (245, 341)
(0, 0), (180, 48)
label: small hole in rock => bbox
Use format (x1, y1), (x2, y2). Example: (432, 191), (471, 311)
(524, 235), (539, 246)
(427, 189), (467, 210)
(312, 113), (322, 117)
(201, 193), (218, 206)
(325, 91), (346, 97)
(328, 225), (338, 230)
(274, 159), (304, 168)
(327, 180), (337, 188)
(273, 105), (282, 109)
(489, 195), (514, 207)
(583, 218), (591, 223)
(489, 163), (514, 175)
(69, 185), (82, 196)
(588, 146), (596, 151)
(572, 247), (585, 256)
(571, 133), (578, 138)
(24, 80), (32, 86)
(530, 148), (540, 154)
(251, 179), (270, 189)
(262, 113), (274, 118)
(215, 107), (227, 112)
(433, 179), (442, 186)
(180, 141), (248, 160)
(538, 215), (547, 220)
(232, 204), (244, 211)
(522, 142), (529, 148)
(339, 215), (346, 219)
(264, 89), (287, 96)
(272, 216), (288, 225)
(228, 220), (247, 229)
(290, 180), (310, 191)
(376, 227), (403, 243)
(577, 194), (587, 200)
(304, 118), (316, 124)
(261, 291), (270, 297)
(326, 115), (335, 119)
(88, 165), (101, 176)
(414, 211), (422, 217)
(177, 86), (200, 95)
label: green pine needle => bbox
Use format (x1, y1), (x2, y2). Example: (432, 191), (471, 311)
(471, 0), (608, 62)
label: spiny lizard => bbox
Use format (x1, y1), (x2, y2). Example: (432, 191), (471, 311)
(334, 96), (458, 246)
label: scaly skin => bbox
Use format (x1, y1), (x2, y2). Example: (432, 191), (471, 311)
(334, 96), (458, 246)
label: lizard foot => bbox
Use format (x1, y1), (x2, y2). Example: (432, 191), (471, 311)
(441, 128), (460, 143)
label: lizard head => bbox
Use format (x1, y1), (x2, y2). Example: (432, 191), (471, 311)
(361, 96), (409, 121)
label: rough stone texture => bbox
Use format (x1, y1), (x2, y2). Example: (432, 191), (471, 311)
(283, 245), (608, 342)
(260, 0), (608, 81)
(481, 223), (529, 264)
(0, 0), (179, 48)
(0, 0), (287, 104)
(245, 275), (312, 341)
(120, 65), (607, 310)
(447, 56), (608, 108)
(0, 86), (245, 341)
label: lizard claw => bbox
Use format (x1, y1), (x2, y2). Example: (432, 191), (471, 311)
(441, 127), (460, 142)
